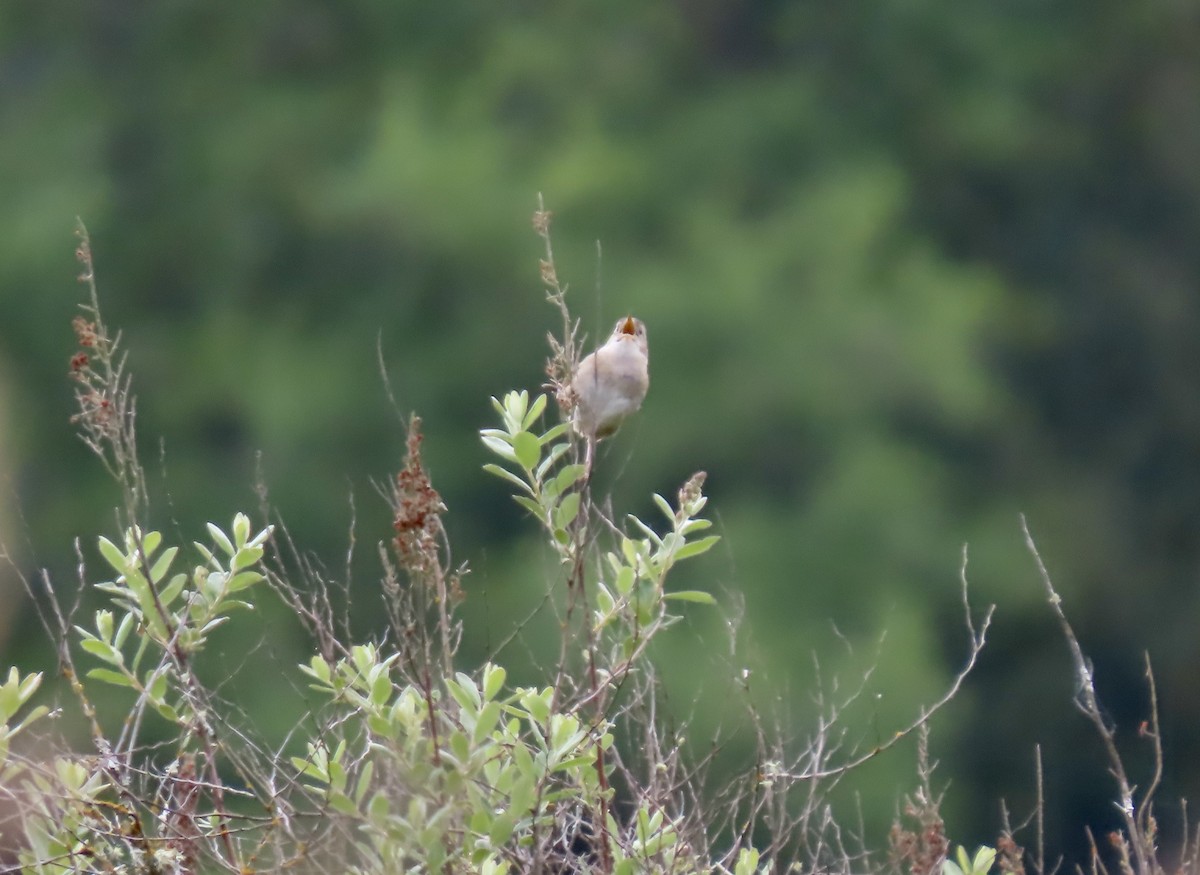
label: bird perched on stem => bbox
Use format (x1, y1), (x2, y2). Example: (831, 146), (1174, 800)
(571, 316), (649, 476)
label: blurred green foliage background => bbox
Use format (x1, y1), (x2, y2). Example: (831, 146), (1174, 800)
(3, 0), (1200, 865)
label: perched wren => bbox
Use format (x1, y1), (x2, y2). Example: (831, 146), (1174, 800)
(571, 315), (649, 474)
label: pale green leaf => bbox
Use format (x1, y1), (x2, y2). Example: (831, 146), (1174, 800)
(148, 546), (177, 584)
(97, 536), (127, 574)
(522, 393), (548, 431)
(673, 535), (720, 561)
(482, 463), (533, 494)
(207, 523), (235, 557)
(512, 431), (541, 471)
(483, 433), (520, 460)
(553, 464), (586, 496)
(555, 492), (581, 529)
(86, 668), (134, 688)
(513, 495), (545, 520)
(664, 590), (717, 605)
(539, 422), (571, 444)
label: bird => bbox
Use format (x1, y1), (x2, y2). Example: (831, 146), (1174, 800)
(571, 315), (649, 476)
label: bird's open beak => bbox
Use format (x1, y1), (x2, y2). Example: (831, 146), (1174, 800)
(620, 316), (637, 335)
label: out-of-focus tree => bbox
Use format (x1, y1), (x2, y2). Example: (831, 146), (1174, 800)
(2, 0), (1199, 864)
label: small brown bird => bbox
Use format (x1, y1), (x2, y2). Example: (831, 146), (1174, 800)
(571, 315), (649, 475)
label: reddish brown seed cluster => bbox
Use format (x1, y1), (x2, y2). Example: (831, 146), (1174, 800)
(68, 313), (116, 433)
(889, 798), (948, 875)
(70, 390), (114, 431)
(392, 418), (446, 574)
(996, 833), (1025, 875)
(72, 315), (97, 348)
(69, 316), (101, 380)
(677, 471), (708, 513)
(548, 357), (578, 422)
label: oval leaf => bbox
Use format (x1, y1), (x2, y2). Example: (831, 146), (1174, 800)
(512, 431), (541, 472)
(663, 590), (717, 605)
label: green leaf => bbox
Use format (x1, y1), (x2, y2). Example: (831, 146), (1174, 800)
(207, 523), (235, 557)
(538, 422), (570, 444)
(246, 522), (274, 549)
(141, 529), (162, 557)
(976, 848), (998, 872)
(554, 492), (581, 530)
(735, 848), (761, 875)
(302, 656), (332, 685)
(355, 761), (375, 806)
(368, 791), (389, 822)
(553, 464), (586, 496)
(475, 700), (502, 744)
(291, 754), (323, 780)
(627, 514), (663, 546)
(614, 566), (636, 596)
(95, 610), (114, 641)
(86, 668), (134, 688)
(447, 674), (481, 712)
(146, 669), (168, 703)
(594, 584), (615, 618)
(450, 729), (470, 763)
(489, 811), (516, 846)
(673, 535), (720, 561)
(225, 570), (263, 593)
(664, 590), (717, 605)
(554, 754), (595, 773)
(512, 431), (541, 472)
(653, 492), (675, 521)
(511, 741), (535, 782)
(513, 495), (544, 520)
(232, 545), (264, 572)
(482, 664), (506, 701)
(148, 546), (177, 584)
(481, 434), (518, 463)
(508, 771), (535, 815)
(10, 705), (49, 739)
(370, 672), (392, 707)
(0, 679), (18, 723)
(522, 393), (548, 431)
(192, 540), (215, 565)
(502, 390), (530, 432)
(16, 675), (40, 706)
(232, 512), (251, 548)
(535, 441), (571, 483)
(97, 536), (127, 573)
(113, 612), (135, 649)
(520, 688), (552, 725)
(328, 791), (358, 815)
(79, 638), (120, 664)
(159, 573), (188, 607)
(482, 463), (533, 494)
